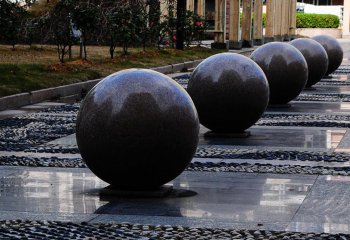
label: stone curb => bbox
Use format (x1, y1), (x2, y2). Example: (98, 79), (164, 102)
(0, 79), (101, 111)
(0, 49), (254, 111)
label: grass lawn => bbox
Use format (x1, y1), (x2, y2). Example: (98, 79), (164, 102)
(0, 44), (226, 98)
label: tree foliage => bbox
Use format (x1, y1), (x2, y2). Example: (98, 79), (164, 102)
(105, 0), (148, 55)
(45, 0), (76, 63)
(71, 1), (99, 59)
(183, 10), (207, 47)
(0, 0), (28, 48)
(0, 0), (209, 62)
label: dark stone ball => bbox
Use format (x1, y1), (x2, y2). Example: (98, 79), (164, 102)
(76, 69), (199, 190)
(187, 52), (269, 133)
(312, 35), (343, 75)
(250, 42), (308, 104)
(289, 38), (328, 88)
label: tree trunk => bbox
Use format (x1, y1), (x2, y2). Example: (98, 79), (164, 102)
(176, 0), (185, 50)
(123, 42), (128, 55)
(79, 39), (83, 58)
(83, 44), (87, 60)
(68, 45), (72, 59)
(57, 44), (66, 63)
(109, 46), (114, 59)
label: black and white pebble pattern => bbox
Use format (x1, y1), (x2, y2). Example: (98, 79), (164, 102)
(317, 80), (350, 86)
(0, 220), (348, 240)
(172, 74), (189, 89)
(262, 114), (350, 122)
(257, 113), (350, 128)
(3, 155), (350, 176)
(24, 145), (80, 154)
(188, 162), (350, 176)
(330, 66), (350, 75)
(0, 220), (143, 240)
(21, 145), (350, 163)
(196, 147), (350, 162)
(0, 110), (77, 152)
(296, 93), (350, 102)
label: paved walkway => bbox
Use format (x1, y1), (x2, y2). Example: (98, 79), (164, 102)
(1, 40), (350, 238)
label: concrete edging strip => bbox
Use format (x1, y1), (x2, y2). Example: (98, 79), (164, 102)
(0, 79), (101, 111)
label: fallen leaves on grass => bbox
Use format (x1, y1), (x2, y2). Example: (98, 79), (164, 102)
(48, 60), (93, 72)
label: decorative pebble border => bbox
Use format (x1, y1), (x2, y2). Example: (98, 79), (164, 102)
(330, 66), (350, 75)
(172, 74), (191, 81)
(0, 220), (142, 240)
(0, 108), (77, 151)
(0, 220), (348, 240)
(40, 103), (80, 113)
(188, 162), (350, 176)
(317, 80), (350, 86)
(3, 155), (350, 176)
(24, 145), (79, 153)
(196, 147), (349, 162)
(261, 113), (350, 121)
(296, 93), (350, 102)
(257, 113), (350, 128)
(18, 145), (350, 162)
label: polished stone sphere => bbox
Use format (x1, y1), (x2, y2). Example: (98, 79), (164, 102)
(76, 69), (200, 190)
(187, 52), (269, 133)
(289, 38), (329, 87)
(312, 35), (343, 75)
(250, 42), (308, 104)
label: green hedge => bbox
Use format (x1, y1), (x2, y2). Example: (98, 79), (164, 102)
(296, 13), (340, 28)
(243, 13), (338, 29)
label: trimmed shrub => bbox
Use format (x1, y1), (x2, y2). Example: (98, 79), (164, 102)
(296, 13), (340, 28)
(259, 13), (338, 28)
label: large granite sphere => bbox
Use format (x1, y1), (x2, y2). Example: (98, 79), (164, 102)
(76, 69), (200, 190)
(289, 38), (329, 87)
(250, 42), (308, 104)
(187, 52), (269, 133)
(312, 35), (343, 75)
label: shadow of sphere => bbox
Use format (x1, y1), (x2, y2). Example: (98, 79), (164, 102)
(76, 69), (200, 190)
